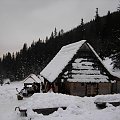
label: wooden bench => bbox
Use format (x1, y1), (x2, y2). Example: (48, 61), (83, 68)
(94, 101), (120, 109)
(15, 107), (67, 117)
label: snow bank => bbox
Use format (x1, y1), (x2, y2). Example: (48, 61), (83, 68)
(19, 93), (79, 110)
(103, 57), (120, 78)
(103, 57), (113, 71)
(26, 94), (120, 120)
(0, 81), (23, 120)
(95, 94), (120, 103)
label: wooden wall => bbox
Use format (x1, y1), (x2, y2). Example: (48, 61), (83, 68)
(45, 79), (120, 96)
(117, 81), (120, 93)
(98, 83), (111, 95)
(66, 82), (86, 96)
(63, 82), (113, 97)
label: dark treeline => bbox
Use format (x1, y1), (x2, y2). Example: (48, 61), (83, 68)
(0, 9), (120, 82)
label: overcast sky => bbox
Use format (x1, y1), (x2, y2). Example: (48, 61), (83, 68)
(0, 0), (119, 57)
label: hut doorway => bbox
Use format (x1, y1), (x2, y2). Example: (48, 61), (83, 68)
(86, 83), (98, 96)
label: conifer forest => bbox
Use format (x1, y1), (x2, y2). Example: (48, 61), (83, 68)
(0, 9), (120, 82)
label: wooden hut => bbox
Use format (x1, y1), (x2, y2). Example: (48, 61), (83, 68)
(23, 74), (41, 93)
(40, 40), (120, 96)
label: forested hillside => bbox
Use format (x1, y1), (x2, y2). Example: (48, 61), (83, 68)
(0, 9), (120, 82)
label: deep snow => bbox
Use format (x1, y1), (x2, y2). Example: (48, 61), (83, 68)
(0, 81), (23, 120)
(0, 81), (120, 120)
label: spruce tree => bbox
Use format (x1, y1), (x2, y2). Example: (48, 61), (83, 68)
(54, 27), (57, 38)
(80, 18), (85, 39)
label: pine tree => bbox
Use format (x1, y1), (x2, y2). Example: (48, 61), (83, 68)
(45, 36), (49, 43)
(58, 29), (64, 37)
(60, 29), (64, 35)
(22, 43), (27, 53)
(80, 18), (85, 39)
(95, 8), (99, 20)
(94, 8), (102, 53)
(54, 27), (57, 38)
(50, 31), (54, 39)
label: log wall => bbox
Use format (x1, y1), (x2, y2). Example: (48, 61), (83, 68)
(98, 83), (111, 95)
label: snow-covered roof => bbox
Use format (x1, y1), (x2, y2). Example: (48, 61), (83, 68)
(24, 74), (41, 84)
(68, 77), (108, 83)
(70, 58), (109, 83)
(37, 75), (44, 83)
(40, 40), (120, 83)
(40, 40), (86, 82)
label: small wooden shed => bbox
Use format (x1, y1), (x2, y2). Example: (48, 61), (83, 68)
(40, 40), (120, 97)
(23, 74), (41, 93)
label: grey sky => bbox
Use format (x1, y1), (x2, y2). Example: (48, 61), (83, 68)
(0, 0), (119, 57)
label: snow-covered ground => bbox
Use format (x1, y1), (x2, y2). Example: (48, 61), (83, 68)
(103, 57), (113, 71)
(0, 81), (23, 120)
(0, 81), (120, 120)
(103, 57), (120, 77)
